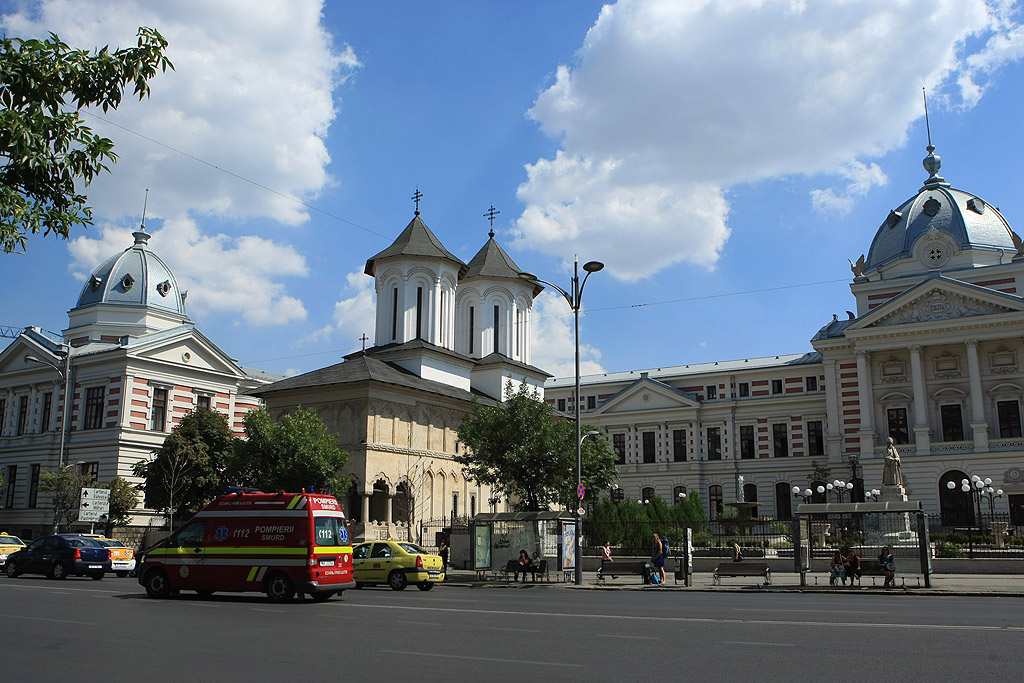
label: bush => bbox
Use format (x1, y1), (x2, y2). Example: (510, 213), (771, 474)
(935, 540), (964, 558)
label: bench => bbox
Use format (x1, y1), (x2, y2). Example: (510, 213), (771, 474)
(499, 559), (550, 582)
(849, 559), (884, 586)
(712, 562), (771, 586)
(597, 560), (654, 585)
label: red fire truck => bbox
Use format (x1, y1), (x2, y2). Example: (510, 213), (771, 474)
(139, 489), (354, 602)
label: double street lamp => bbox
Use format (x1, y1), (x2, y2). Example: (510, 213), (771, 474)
(520, 256), (604, 586)
(25, 348), (71, 470)
(946, 474), (1004, 521)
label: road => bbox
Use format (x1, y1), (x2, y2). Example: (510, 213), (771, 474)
(2, 576), (1022, 681)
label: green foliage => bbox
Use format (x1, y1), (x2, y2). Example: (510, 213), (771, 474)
(935, 540), (965, 558)
(132, 407), (234, 529)
(0, 27), (173, 253)
(584, 493), (707, 555)
(455, 381), (617, 511)
(39, 464), (96, 531)
(229, 407), (349, 494)
(103, 476), (138, 534)
(807, 460), (831, 486)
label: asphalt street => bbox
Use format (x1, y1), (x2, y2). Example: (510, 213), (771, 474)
(1, 575), (1022, 681)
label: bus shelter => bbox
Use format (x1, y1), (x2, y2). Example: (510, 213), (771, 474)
(469, 511), (576, 580)
(794, 501), (932, 587)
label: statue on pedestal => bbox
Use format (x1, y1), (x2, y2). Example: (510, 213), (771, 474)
(736, 474), (744, 502)
(882, 437), (904, 487)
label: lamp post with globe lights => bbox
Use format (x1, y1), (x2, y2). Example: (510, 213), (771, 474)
(519, 257), (604, 586)
(24, 348), (71, 471)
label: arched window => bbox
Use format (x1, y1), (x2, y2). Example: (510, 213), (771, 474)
(775, 482), (792, 520)
(743, 483), (758, 517)
(939, 470), (974, 526)
(708, 484), (723, 520)
(611, 488), (625, 504)
(641, 486), (656, 504)
(673, 485), (688, 505)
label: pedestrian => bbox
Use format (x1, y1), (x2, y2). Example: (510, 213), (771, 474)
(651, 533), (666, 585)
(731, 539), (743, 562)
(879, 546), (896, 588)
(600, 540), (618, 581)
(515, 549), (530, 582)
(438, 540), (450, 580)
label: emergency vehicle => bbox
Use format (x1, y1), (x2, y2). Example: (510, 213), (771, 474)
(138, 488), (354, 602)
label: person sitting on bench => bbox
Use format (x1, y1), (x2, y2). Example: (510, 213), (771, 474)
(829, 549), (847, 586)
(514, 549), (530, 582)
(879, 546), (896, 588)
(528, 551), (542, 582)
(844, 548), (861, 586)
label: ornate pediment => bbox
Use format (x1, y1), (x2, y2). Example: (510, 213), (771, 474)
(873, 291), (1015, 327)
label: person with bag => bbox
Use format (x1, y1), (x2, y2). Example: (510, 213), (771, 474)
(731, 539), (743, 562)
(879, 546), (896, 588)
(651, 533), (666, 586)
(600, 540), (617, 581)
(829, 549), (846, 586)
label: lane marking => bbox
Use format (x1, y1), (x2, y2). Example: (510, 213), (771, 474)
(723, 641), (795, 647)
(597, 634), (657, 640)
(398, 620), (441, 627)
(343, 604), (1024, 633)
(734, 608), (879, 614)
(381, 649), (580, 668)
(490, 627), (535, 633)
(0, 613), (98, 626)
(252, 608), (285, 614)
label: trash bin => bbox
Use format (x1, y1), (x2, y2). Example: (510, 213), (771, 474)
(642, 562), (653, 584)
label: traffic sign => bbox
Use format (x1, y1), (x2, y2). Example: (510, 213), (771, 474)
(79, 487), (110, 523)
(577, 483), (586, 500)
(577, 507), (585, 516)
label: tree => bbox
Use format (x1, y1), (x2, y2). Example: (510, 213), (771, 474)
(455, 381), (618, 512)
(133, 407), (234, 529)
(228, 407), (349, 494)
(0, 27), (173, 253)
(39, 464), (96, 532)
(103, 476), (139, 536)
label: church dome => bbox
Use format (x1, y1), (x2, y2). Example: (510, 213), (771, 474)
(864, 145), (1016, 273)
(73, 229), (188, 318)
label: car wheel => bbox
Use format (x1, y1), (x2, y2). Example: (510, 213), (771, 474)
(309, 591), (333, 602)
(264, 573), (295, 603)
(116, 571), (128, 578)
(50, 562), (67, 580)
(196, 590), (215, 599)
(144, 569), (172, 599)
(388, 570), (408, 591)
(6, 562), (19, 578)
(417, 581), (434, 591)
(91, 573), (104, 581)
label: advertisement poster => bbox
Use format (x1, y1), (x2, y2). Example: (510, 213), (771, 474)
(473, 524), (491, 570)
(561, 521), (575, 570)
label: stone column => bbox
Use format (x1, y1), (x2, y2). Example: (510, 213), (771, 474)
(965, 339), (990, 452)
(823, 358), (842, 459)
(856, 350), (876, 457)
(908, 344), (930, 454)
(361, 493), (371, 524)
(385, 492), (394, 526)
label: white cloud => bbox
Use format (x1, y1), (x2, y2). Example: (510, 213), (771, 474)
(810, 161), (888, 216)
(3, 0), (357, 325)
(516, 0), (1021, 279)
(529, 291), (605, 378)
(305, 270), (378, 353)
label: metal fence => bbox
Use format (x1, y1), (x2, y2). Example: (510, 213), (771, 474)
(581, 516), (794, 558)
(924, 512), (1024, 558)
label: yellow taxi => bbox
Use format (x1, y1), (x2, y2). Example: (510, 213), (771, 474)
(351, 540), (445, 591)
(0, 532), (26, 570)
(84, 535), (136, 577)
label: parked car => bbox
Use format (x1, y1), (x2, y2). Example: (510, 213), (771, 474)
(351, 540), (444, 591)
(5, 534), (111, 580)
(84, 536), (136, 577)
(0, 532), (26, 570)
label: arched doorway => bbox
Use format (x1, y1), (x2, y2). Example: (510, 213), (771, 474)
(775, 482), (792, 520)
(345, 478), (361, 523)
(369, 480), (389, 523)
(743, 483), (759, 517)
(708, 484), (723, 520)
(641, 486), (656, 504)
(673, 485), (687, 505)
(939, 470), (975, 526)
(393, 481), (413, 524)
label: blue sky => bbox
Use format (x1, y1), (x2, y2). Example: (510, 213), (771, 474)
(3, 0), (1024, 380)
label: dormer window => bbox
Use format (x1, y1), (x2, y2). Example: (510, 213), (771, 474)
(90, 275), (102, 290)
(120, 273), (135, 290)
(156, 280), (172, 296)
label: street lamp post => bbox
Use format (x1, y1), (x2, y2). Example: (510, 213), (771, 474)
(946, 474), (1003, 558)
(25, 348), (71, 470)
(520, 256), (604, 585)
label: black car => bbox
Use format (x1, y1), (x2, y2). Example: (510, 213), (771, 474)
(5, 534), (111, 580)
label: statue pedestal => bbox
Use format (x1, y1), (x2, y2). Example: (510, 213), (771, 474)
(880, 485), (907, 503)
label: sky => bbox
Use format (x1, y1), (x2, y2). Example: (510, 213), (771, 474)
(3, 0), (1024, 381)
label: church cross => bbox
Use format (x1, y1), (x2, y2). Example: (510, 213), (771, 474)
(412, 188), (423, 214)
(484, 204), (500, 237)
(359, 333), (369, 351)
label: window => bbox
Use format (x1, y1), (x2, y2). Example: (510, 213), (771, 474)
(707, 427), (722, 460)
(84, 387), (104, 430)
(641, 486), (655, 503)
(151, 388), (168, 431)
(806, 376), (818, 391)
(740, 425), (755, 459)
(451, 492), (459, 520)
(772, 423), (789, 457)
(743, 483), (758, 516)
(587, 395), (596, 410)
(415, 287), (424, 339)
(940, 404), (964, 442)
(673, 485), (687, 504)
(391, 287), (399, 341)
(775, 482), (793, 520)
(612, 434), (625, 465)
(173, 522), (208, 549)
(493, 305), (500, 354)
(611, 488), (625, 504)
(771, 379), (783, 395)
(557, 398), (566, 413)
(28, 464), (40, 508)
(468, 306), (475, 354)
(41, 392), (52, 432)
(672, 429), (687, 462)
(17, 396), (28, 435)
(470, 494), (477, 518)
(197, 395), (211, 410)
(80, 461), (99, 483)
(708, 484), (723, 520)
(887, 408), (909, 444)
(642, 431), (656, 463)
(4, 465), (16, 508)
(998, 400), (1022, 438)
(0, 398), (5, 436)
(738, 383), (749, 398)
(706, 385), (717, 399)
(807, 420), (824, 456)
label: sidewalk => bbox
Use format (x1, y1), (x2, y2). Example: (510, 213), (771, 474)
(442, 568), (1024, 596)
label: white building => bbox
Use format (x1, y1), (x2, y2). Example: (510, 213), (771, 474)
(0, 227), (276, 540)
(545, 143), (1024, 527)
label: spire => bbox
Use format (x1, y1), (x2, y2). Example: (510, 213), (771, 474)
(921, 88), (947, 189)
(483, 204), (500, 238)
(132, 188), (151, 246)
(411, 187), (423, 216)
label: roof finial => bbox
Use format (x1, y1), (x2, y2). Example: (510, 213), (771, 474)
(483, 204), (500, 238)
(920, 88), (946, 189)
(411, 187), (423, 216)
(133, 189), (152, 246)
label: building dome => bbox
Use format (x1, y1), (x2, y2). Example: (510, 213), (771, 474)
(864, 145), (1016, 273)
(73, 229), (187, 318)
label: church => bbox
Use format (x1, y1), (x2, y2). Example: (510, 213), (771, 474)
(251, 206), (549, 542)
(543, 141), (1024, 528)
